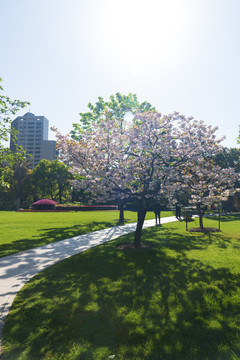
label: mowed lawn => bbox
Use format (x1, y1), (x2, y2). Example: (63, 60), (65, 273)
(2, 215), (240, 360)
(0, 210), (172, 258)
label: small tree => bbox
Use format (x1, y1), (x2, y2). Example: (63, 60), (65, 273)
(31, 159), (71, 203)
(180, 161), (238, 229)
(0, 148), (31, 209)
(13, 148), (31, 209)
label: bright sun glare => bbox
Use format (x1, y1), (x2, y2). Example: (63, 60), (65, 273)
(100, 0), (193, 75)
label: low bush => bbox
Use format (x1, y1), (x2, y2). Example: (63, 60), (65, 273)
(55, 204), (118, 211)
(32, 199), (58, 210)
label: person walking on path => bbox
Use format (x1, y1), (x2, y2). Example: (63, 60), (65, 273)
(154, 203), (162, 225)
(175, 203), (182, 220)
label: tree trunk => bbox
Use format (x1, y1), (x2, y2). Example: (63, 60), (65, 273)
(72, 187), (75, 203)
(15, 178), (22, 210)
(197, 204), (204, 230)
(118, 200), (125, 224)
(199, 211), (204, 229)
(134, 204), (147, 248)
(59, 187), (62, 204)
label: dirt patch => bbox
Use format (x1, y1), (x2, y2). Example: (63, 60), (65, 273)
(188, 227), (220, 233)
(117, 243), (155, 250)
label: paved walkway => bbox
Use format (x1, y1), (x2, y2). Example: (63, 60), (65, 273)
(0, 216), (177, 346)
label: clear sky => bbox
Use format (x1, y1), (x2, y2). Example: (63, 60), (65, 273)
(1, 0), (240, 147)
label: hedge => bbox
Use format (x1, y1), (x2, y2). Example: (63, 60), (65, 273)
(55, 205), (118, 211)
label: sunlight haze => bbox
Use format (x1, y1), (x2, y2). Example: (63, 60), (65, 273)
(1, 0), (239, 148)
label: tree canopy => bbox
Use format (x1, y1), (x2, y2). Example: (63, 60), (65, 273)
(70, 92), (155, 140)
(55, 109), (238, 245)
(31, 159), (72, 203)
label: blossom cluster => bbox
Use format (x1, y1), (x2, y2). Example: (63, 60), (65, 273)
(54, 110), (238, 209)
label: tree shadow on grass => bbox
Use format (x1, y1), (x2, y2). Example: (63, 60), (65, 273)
(141, 225), (233, 253)
(205, 213), (240, 223)
(2, 226), (240, 360)
(0, 221), (115, 258)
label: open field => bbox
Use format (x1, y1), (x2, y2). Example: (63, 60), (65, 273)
(2, 215), (240, 360)
(0, 211), (174, 258)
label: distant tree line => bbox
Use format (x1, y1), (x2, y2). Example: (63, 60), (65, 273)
(0, 159), (73, 210)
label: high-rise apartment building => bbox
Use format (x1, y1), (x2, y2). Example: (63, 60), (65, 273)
(10, 112), (57, 168)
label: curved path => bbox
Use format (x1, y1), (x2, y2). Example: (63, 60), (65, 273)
(0, 216), (177, 346)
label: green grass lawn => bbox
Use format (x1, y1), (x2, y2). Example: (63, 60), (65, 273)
(2, 214), (240, 360)
(0, 210), (172, 258)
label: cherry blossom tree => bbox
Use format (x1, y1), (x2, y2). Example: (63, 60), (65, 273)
(180, 159), (239, 229)
(55, 110), (238, 246)
(71, 92), (155, 223)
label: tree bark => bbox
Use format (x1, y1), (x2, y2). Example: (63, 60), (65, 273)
(197, 204), (205, 230)
(134, 203), (147, 247)
(72, 187), (76, 203)
(199, 211), (204, 229)
(15, 176), (22, 210)
(118, 200), (125, 224)
(59, 186), (62, 204)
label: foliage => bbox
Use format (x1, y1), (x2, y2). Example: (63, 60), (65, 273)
(0, 78), (30, 189)
(214, 147), (240, 173)
(31, 159), (72, 203)
(69, 92), (155, 223)
(180, 157), (238, 228)
(2, 215), (240, 360)
(55, 110), (236, 245)
(0, 78), (29, 143)
(214, 147), (240, 212)
(70, 92), (155, 140)
(0, 146), (30, 209)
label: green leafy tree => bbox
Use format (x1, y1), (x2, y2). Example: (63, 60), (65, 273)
(13, 150), (32, 209)
(214, 147), (240, 211)
(50, 160), (72, 203)
(214, 147), (240, 172)
(71, 93), (155, 140)
(0, 148), (32, 210)
(32, 159), (53, 200)
(31, 159), (71, 203)
(0, 77), (29, 189)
